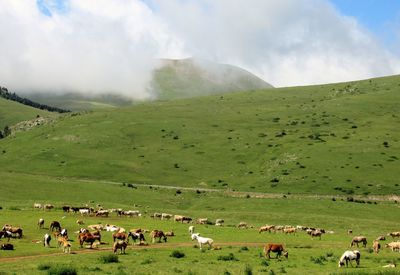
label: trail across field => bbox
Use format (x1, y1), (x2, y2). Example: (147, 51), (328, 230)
(0, 242), (267, 263)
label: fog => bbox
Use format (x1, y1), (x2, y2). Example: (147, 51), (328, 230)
(0, 0), (399, 99)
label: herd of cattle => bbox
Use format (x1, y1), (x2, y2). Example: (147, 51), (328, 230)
(0, 203), (399, 269)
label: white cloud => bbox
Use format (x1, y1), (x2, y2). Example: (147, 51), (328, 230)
(0, 0), (399, 98)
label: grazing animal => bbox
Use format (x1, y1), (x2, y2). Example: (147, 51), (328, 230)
(263, 243), (288, 259)
(43, 204), (54, 210)
(152, 212), (162, 219)
(161, 213), (172, 220)
(196, 218), (209, 225)
(376, 235), (386, 241)
(215, 219), (224, 226)
(105, 224), (120, 232)
(0, 243), (14, 250)
(60, 228), (68, 239)
(79, 208), (90, 216)
(311, 230), (323, 240)
(113, 241), (128, 254)
(76, 220), (84, 225)
(383, 263), (396, 268)
(347, 229), (353, 234)
(351, 236), (367, 248)
(373, 240), (381, 253)
(2, 225), (23, 239)
(49, 221), (61, 232)
(165, 231), (174, 237)
(191, 233), (213, 250)
(62, 206), (70, 213)
(283, 227), (296, 235)
(43, 233), (51, 247)
(338, 250), (360, 267)
(128, 231), (146, 244)
(385, 241), (400, 252)
(174, 215), (192, 223)
(188, 226), (195, 235)
(33, 203), (42, 209)
(237, 222), (248, 229)
(78, 232), (99, 248)
(259, 225), (275, 233)
(388, 232), (400, 239)
(38, 218), (45, 229)
(150, 230), (167, 243)
(0, 230), (12, 241)
(112, 232), (128, 242)
(61, 239), (71, 254)
(87, 224), (103, 231)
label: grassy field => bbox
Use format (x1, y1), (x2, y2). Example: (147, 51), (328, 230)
(0, 98), (54, 130)
(0, 75), (399, 274)
(0, 75), (399, 195)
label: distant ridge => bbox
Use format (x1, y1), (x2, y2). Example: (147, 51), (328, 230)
(151, 58), (273, 100)
(0, 86), (70, 113)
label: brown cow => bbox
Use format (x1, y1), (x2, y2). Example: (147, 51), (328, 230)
(373, 240), (381, 253)
(2, 225), (23, 239)
(388, 232), (400, 239)
(259, 225), (275, 233)
(264, 243), (288, 259)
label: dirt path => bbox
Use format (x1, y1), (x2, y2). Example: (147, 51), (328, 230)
(0, 242), (265, 263)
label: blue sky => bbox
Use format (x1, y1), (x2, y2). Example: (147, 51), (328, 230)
(331, 0), (400, 49)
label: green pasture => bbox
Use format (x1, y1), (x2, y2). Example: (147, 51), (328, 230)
(0, 75), (399, 195)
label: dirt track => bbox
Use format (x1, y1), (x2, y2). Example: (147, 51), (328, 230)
(0, 242), (265, 263)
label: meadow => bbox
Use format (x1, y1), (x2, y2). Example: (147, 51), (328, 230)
(0, 75), (399, 274)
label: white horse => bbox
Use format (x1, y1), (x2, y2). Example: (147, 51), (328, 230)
(188, 226), (195, 235)
(191, 233), (213, 250)
(338, 250), (361, 267)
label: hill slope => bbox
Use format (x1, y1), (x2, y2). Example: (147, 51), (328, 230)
(151, 58), (273, 100)
(22, 59), (273, 110)
(0, 97), (55, 130)
(0, 75), (399, 195)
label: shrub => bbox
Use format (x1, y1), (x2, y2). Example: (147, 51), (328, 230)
(239, 246), (249, 251)
(261, 259), (269, 266)
(170, 250), (185, 258)
(37, 263), (51, 270)
(99, 254), (119, 264)
(8, 206), (21, 211)
(141, 258), (154, 265)
(218, 253), (238, 261)
(47, 265), (77, 275)
(244, 264), (253, 275)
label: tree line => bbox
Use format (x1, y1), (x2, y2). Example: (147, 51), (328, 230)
(0, 86), (70, 113)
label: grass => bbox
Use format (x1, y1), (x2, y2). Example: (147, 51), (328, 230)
(0, 75), (399, 195)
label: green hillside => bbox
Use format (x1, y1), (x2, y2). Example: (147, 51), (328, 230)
(0, 75), (399, 195)
(151, 58), (273, 100)
(0, 97), (54, 130)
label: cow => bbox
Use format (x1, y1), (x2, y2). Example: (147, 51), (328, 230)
(259, 225), (275, 233)
(373, 240), (381, 253)
(33, 203), (42, 209)
(388, 232), (400, 239)
(0, 230), (12, 241)
(62, 206), (71, 213)
(0, 243), (14, 250)
(161, 213), (173, 220)
(196, 218), (209, 225)
(95, 210), (109, 217)
(128, 231), (146, 245)
(2, 225), (23, 239)
(237, 222), (248, 229)
(43, 204), (54, 211)
(264, 243), (288, 259)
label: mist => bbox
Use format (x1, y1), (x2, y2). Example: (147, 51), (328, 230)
(0, 0), (399, 99)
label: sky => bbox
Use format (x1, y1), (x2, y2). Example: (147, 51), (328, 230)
(0, 0), (399, 99)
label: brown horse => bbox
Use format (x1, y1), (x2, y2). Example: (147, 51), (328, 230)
(113, 241), (128, 254)
(49, 221), (61, 232)
(264, 243), (288, 259)
(150, 230), (167, 243)
(351, 236), (367, 248)
(78, 232), (100, 248)
(112, 232), (128, 242)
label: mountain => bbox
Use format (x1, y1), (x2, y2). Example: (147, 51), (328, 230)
(0, 75), (398, 195)
(22, 59), (273, 111)
(151, 58), (273, 100)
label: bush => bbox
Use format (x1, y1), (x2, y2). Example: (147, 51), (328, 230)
(99, 254), (119, 263)
(218, 253), (238, 261)
(239, 246), (249, 251)
(244, 264), (253, 275)
(141, 258), (154, 265)
(47, 265), (77, 275)
(170, 250), (185, 258)
(37, 263), (51, 270)
(261, 259), (269, 266)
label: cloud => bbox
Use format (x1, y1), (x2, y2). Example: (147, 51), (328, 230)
(154, 0), (400, 86)
(0, 0), (399, 99)
(0, 0), (183, 99)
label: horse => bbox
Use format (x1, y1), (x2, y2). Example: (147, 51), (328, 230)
(191, 233), (213, 250)
(263, 243), (288, 259)
(49, 221), (61, 232)
(78, 232), (99, 248)
(38, 218), (45, 229)
(112, 232), (128, 242)
(43, 233), (51, 247)
(150, 230), (167, 243)
(350, 236), (367, 248)
(113, 241), (128, 254)
(128, 231), (146, 244)
(338, 250), (360, 267)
